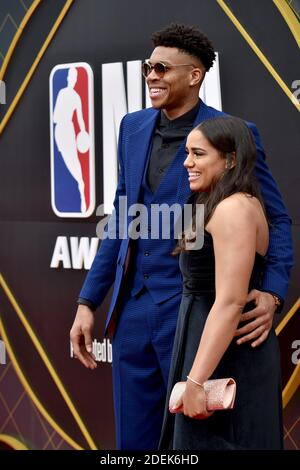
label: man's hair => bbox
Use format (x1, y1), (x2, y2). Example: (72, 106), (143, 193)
(152, 23), (216, 71)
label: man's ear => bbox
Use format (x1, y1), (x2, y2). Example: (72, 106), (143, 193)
(190, 68), (204, 87)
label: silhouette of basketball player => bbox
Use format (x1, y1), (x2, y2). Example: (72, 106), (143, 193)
(53, 67), (89, 213)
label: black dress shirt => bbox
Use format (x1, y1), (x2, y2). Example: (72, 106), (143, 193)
(147, 100), (200, 193)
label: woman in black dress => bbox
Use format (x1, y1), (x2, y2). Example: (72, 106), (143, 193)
(160, 116), (283, 450)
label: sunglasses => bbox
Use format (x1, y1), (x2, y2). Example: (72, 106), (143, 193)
(141, 60), (195, 78)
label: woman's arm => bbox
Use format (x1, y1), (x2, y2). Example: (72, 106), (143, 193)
(181, 195), (259, 418)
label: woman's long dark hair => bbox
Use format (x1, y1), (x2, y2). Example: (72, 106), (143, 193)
(175, 116), (265, 252)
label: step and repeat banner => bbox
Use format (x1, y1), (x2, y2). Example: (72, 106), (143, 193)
(0, 0), (299, 450)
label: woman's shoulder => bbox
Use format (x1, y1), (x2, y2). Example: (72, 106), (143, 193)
(215, 192), (260, 215)
(206, 193), (261, 233)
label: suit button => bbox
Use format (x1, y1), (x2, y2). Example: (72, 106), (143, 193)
(143, 274), (149, 279)
(144, 251), (150, 256)
(158, 168), (164, 174)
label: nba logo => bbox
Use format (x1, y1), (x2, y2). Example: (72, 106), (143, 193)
(49, 63), (95, 217)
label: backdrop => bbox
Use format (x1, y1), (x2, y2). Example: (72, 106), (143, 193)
(0, 0), (299, 450)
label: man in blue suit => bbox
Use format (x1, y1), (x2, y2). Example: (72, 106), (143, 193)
(70, 24), (293, 449)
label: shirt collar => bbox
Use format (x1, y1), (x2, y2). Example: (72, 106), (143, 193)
(159, 99), (201, 129)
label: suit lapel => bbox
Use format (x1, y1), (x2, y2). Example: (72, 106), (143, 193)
(127, 110), (159, 205)
(126, 101), (219, 206)
(175, 100), (219, 205)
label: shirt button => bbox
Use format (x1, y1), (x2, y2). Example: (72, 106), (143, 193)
(144, 251), (150, 256)
(144, 274), (149, 279)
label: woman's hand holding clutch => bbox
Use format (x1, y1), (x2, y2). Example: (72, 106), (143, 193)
(169, 377), (236, 419)
(181, 380), (213, 419)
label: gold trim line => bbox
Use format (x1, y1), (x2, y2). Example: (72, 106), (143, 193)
(276, 297), (300, 335)
(216, 0), (300, 112)
(0, 0), (42, 81)
(0, 0), (74, 134)
(0, 273), (97, 449)
(0, 318), (83, 450)
(0, 433), (28, 450)
(276, 297), (300, 408)
(282, 361), (300, 408)
(273, 0), (300, 48)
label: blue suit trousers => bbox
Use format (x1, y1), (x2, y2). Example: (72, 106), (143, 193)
(112, 287), (182, 450)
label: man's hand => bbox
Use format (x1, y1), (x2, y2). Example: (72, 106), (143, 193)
(70, 305), (97, 369)
(234, 290), (277, 348)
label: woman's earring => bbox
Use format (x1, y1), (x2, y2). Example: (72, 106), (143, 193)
(225, 156), (233, 169)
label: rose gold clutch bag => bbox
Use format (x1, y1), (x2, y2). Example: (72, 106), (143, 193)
(169, 378), (236, 413)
